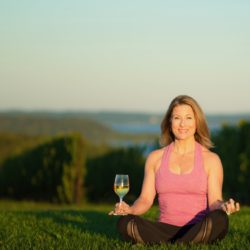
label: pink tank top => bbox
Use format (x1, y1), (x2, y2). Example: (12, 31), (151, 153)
(155, 142), (208, 226)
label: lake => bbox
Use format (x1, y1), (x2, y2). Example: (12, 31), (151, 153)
(110, 122), (221, 134)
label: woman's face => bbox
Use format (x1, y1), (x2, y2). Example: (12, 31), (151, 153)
(171, 104), (196, 140)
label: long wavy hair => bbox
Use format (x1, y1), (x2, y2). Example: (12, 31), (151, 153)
(160, 95), (213, 149)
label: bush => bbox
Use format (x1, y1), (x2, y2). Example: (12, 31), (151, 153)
(0, 133), (86, 204)
(212, 120), (250, 204)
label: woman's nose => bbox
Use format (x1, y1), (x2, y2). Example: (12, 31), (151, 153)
(180, 119), (185, 126)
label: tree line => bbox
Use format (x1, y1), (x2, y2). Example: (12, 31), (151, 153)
(0, 120), (249, 204)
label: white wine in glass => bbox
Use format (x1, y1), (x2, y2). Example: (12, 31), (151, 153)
(114, 174), (129, 205)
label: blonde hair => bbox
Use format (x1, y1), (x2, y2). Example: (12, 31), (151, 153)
(160, 95), (213, 149)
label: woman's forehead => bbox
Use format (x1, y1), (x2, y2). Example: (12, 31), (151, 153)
(172, 104), (194, 114)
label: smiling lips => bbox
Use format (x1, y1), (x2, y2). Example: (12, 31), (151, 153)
(178, 129), (188, 134)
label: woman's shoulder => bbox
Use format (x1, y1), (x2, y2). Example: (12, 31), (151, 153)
(147, 147), (165, 161)
(200, 145), (223, 173)
(201, 146), (221, 163)
(145, 147), (165, 172)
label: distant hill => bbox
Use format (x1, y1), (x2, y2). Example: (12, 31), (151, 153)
(0, 113), (116, 143)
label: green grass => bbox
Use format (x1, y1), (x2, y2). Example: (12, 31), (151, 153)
(0, 201), (249, 250)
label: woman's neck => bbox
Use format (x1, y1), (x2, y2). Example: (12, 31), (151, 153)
(173, 138), (196, 155)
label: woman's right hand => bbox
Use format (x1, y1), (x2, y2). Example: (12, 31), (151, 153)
(108, 201), (132, 215)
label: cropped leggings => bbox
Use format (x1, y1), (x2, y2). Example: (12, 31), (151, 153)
(117, 210), (228, 245)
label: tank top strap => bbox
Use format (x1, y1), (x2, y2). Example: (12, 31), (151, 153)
(194, 142), (204, 173)
(159, 142), (173, 170)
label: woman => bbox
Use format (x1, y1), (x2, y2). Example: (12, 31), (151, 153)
(109, 95), (240, 244)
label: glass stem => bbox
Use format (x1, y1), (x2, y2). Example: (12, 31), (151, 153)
(119, 197), (123, 205)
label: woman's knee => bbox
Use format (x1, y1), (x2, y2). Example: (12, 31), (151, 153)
(210, 209), (229, 227)
(209, 209), (229, 241)
(116, 215), (135, 235)
(116, 215), (144, 243)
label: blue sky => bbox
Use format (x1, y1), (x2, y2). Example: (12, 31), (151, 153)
(1, 1), (250, 114)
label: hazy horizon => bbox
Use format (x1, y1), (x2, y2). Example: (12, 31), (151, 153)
(1, 108), (250, 117)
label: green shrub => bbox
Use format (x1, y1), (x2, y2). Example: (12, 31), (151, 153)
(0, 133), (86, 204)
(212, 120), (250, 204)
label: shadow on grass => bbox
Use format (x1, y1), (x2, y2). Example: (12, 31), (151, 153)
(14, 209), (120, 240)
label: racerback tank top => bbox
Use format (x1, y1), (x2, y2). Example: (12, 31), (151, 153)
(155, 142), (208, 226)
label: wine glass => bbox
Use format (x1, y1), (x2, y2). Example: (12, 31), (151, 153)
(114, 174), (130, 205)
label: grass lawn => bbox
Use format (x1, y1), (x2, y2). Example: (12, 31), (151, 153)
(0, 200), (249, 250)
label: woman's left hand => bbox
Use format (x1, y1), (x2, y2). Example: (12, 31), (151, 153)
(221, 198), (240, 215)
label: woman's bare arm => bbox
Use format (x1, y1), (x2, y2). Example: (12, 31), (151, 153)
(207, 152), (240, 214)
(109, 150), (161, 216)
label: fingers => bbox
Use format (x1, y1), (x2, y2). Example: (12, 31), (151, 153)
(108, 202), (130, 216)
(226, 198), (234, 212)
(221, 202), (229, 215)
(222, 198), (240, 215)
(108, 211), (114, 216)
(115, 202), (128, 215)
(236, 202), (240, 211)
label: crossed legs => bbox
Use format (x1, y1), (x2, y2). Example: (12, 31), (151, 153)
(117, 210), (228, 245)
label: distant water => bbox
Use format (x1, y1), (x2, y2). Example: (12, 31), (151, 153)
(110, 123), (220, 134)
(100, 112), (250, 135)
(111, 123), (160, 134)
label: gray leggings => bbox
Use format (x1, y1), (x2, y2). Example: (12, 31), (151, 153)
(117, 209), (228, 244)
